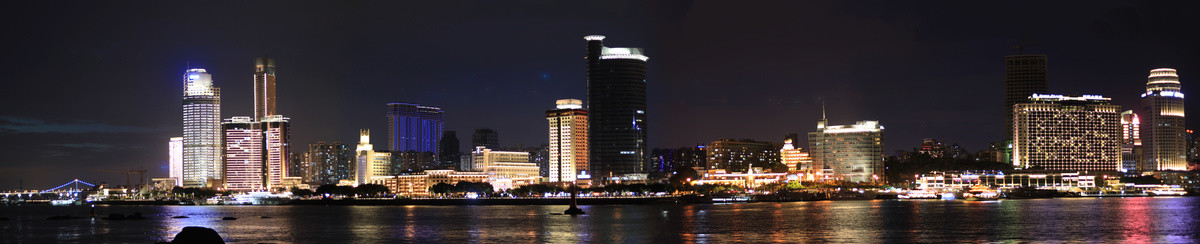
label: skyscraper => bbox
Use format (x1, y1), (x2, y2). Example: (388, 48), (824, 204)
(261, 115), (290, 188)
(356, 129), (392, 185)
(706, 139), (781, 172)
(438, 131), (461, 170)
(808, 120), (884, 182)
(168, 137), (183, 186)
(547, 99), (589, 183)
(1004, 55), (1049, 141)
(1013, 94), (1121, 171)
(1141, 68), (1187, 171)
(182, 68), (222, 188)
(304, 141), (354, 185)
(386, 103), (444, 154)
(223, 117), (263, 191)
(1121, 110), (1143, 172)
(253, 57), (276, 121)
(585, 35), (649, 181)
(472, 128), (499, 149)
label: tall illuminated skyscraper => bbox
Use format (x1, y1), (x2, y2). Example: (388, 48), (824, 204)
(1141, 68), (1187, 171)
(547, 99), (589, 183)
(168, 137), (183, 186)
(808, 120), (884, 182)
(386, 103), (444, 154)
(253, 57), (276, 121)
(1121, 110), (1143, 172)
(1004, 55), (1049, 141)
(585, 35), (649, 181)
(223, 117), (263, 191)
(261, 115), (290, 188)
(182, 68), (222, 188)
(1013, 94), (1121, 171)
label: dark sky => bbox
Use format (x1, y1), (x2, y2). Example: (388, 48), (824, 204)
(3, 1), (1199, 190)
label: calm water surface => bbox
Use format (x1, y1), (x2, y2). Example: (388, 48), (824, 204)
(1, 197), (1197, 243)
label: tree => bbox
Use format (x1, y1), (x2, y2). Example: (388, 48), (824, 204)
(429, 182), (455, 196)
(668, 166), (700, 187)
(356, 184), (391, 197)
(290, 187), (315, 197)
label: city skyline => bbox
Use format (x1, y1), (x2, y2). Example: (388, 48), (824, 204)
(4, 1), (1200, 189)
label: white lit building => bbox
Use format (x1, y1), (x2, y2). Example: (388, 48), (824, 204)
(182, 68), (222, 188)
(1140, 68), (1187, 171)
(472, 146), (540, 180)
(261, 115), (290, 189)
(546, 99), (588, 183)
(356, 129), (392, 185)
(168, 137), (183, 186)
(779, 138), (811, 172)
(1121, 110), (1143, 172)
(808, 120), (884, 182)
(223, 117), (263, 191)
(1012, 94), (1121, 171)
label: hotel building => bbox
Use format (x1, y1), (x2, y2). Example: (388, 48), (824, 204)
(1012, 94), (1121, 171)
(1140, 68), (1187, 171)
(586, 35), (649, 181)
(182, 68), (222, 188)
(808, 120), (885, 182)
(547, 99), (589, 183)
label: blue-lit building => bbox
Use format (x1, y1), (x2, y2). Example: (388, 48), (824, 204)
(386, 103), (445, 155)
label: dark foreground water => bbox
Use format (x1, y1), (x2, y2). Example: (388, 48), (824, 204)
(2, 197), (1198, 243)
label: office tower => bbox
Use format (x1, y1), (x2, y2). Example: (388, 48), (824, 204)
(780, 138), (811, 172)
(253, 57), (276, 120)
(223, 117), (262, 191)
(918, 138), (946, 158)
(547, 99), (589, 183)
(305, 141), (354, 185)
(1004, 55), (1049, 142)
(261, 115), (290, 189)
(472, 128), (499, 149)
(1012, 94), (1121, 171)
(168, 137), (183, 186)
(808, 120), (884, 182)
(706, 139), (781, 172)
(585, 35), (649, 181)
(356, 129), (392, 185)
(1121, 111), (1143, 172)
(471, 146), (539, 180)
(393, 151), (436, 173)
(1141, 68), (1187, 171)
(438, 131), (461, 170)
(182, 68), (222, 188)
(386, 103), (444, 155)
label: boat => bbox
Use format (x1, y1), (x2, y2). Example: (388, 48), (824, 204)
(957, 185), (1001, 201)
(1147, 187), (1187, 196)
(898, 190), (939, 199)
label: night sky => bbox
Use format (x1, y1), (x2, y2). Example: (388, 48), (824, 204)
(3, 1), (1200, 190)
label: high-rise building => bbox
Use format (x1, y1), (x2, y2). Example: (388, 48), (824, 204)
(547, 99), (589, 183)
(1140, 68), (1187, 171)
(261, 115), (290, 189)
(471, 146), (539, 180)
(182, 68), (222, 188)
(253, 57), (276, 121)
(1013, 94), (1121, 171)
(438, 131), (461, 170)
(1121, 110), (1144, 172)
(386, 103), (444, 155)
(302, 141), (354, 185)
(918, 138), (946, 158)
(1004, 55), (1049, 142)
(779, 138), (811, 172)
(706, 139), (781, 172)
(585, 35), (649, 181)
(808, 120), (884, 182)
(223, 117), (262, 191)
(168, 137), (183, 186)
(472, 128), (499, 149)
(356, 129), (392, 185)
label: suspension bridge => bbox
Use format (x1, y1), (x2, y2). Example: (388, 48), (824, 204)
(1, 179), (98, 199)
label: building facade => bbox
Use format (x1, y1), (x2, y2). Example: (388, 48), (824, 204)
(547, 99), (589, 183)
(168, 137), (183, 186)
(1121, 110), (1144, 172)
(223, 117), (263, 191)
(707, 139), (781, 172)
(808, 120), (884, 182)
(369, 170), (489, 196)
(253, 57), (276, 121)
(302, 141), (353, 185)
(472, 128), (499, 149)
(182, 68), (223, 188)
(438, 131), (461, 170)
(1004, 54), (1049, 142)
(780, 138), (811, 172)
(1141, 68), (1187, 171)
(261, 116), (290, 189)
(356, 129), (392, 185)
(1012, 94), (1121, 172)
(386, 103), (444, 154)
(585, 35), (649, 181)
(472, 146), (539, 180)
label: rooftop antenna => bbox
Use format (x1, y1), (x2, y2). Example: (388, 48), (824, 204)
(820, 97), (827, 120)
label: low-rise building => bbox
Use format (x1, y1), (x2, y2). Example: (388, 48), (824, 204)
(369, 170), (489, 196)
(918, 171), (1097, 191)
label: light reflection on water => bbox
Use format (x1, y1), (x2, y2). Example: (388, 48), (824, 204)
(1, 197), (1198, 243)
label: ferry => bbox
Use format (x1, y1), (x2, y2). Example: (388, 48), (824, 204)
(1147, 187), (1187, 196)
(957, 185), (1001, 201)
(898, 190), (939, 199)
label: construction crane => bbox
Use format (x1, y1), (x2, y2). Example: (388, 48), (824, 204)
(93, 168), (148, 187)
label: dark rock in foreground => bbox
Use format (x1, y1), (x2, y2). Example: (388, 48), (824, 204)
(166, 226), (224, 244)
